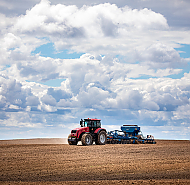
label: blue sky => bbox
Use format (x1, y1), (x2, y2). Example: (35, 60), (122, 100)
(32, 42), (84, 59)
(0, 0), (190, 140)
(177, 44), (190, 59)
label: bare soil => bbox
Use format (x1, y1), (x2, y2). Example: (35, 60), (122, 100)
(0, 139), (190, 184)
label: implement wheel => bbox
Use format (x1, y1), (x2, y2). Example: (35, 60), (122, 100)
(81, 133), (93, 146)
(96, 131), (107, 145)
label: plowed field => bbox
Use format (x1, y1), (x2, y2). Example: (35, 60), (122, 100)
(0, 139), (190, 184)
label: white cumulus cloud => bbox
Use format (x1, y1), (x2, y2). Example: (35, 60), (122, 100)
(0, 0), (190, 139)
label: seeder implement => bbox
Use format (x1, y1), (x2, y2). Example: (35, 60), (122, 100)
(106, 125), (156, 144)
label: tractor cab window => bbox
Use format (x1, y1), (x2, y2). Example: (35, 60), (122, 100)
(96, 120), (101, 128)
(83, 120), (101, 128)
(87, 121), (91, 127)
(84, 121), (90, 127)
(91, 121), (95, 127)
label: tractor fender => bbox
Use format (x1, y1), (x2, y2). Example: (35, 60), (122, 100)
(79, 132), (88, 140)
(94, 128), (106, 134)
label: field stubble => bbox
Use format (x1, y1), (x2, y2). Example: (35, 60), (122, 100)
(0, 139), (190, 184)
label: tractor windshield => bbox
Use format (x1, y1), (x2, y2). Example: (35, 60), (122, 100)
(83, 120), (101, 128)
(84, 121), (90, 127)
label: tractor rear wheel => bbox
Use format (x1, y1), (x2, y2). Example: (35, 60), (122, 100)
(96, 131), (107, 145)
(81, 133), (93, 146)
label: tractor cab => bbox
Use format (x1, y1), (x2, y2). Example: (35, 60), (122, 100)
(80, 118), (101, 133)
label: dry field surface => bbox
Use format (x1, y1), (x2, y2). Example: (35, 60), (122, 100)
(0, 139), (190, 185)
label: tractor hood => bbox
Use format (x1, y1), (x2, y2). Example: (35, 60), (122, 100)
(70, 127), (90, 138)
(71, 127), (89, 132)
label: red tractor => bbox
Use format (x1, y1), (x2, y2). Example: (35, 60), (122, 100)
(68, 118), (107, 146)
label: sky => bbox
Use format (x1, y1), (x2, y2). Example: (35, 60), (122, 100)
(0, 0), (190, 140)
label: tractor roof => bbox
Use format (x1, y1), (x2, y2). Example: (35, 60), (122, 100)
(84, 118), (101, 121)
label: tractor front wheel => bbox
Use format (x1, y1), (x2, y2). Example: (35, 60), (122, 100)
(81, 133), (93, 146)
(96, 131), (107, 145)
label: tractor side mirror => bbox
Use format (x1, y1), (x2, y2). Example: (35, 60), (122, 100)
(80, 119), (84, 127)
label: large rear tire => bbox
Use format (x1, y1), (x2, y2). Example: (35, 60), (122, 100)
(96, 131), (107, 145)
(81, 133), (93, 146)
